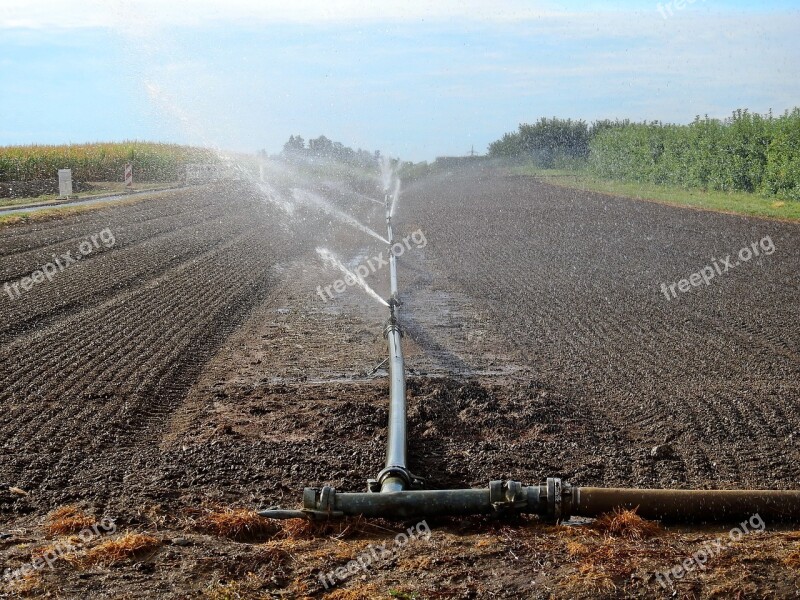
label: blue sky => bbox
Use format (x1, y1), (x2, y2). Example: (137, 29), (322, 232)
(1, 1), (798, 161)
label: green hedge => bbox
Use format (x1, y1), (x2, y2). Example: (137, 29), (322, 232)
(588, 109), (800, 199)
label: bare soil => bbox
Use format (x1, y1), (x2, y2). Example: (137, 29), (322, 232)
(0, 167), (798, 598)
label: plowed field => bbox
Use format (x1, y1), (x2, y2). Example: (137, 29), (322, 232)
(0, 167), (798, 598)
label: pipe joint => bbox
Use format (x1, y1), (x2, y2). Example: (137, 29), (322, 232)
(298, 485), (344, 520)
(372, 466), (424, 493)
(489, 480), (528, 513)
(383, 317), (403, 338)
(539, 478), (575, 522)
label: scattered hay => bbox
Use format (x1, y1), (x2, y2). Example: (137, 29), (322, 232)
(30, 535), (83, 565)
(278, 518), (337, 540)
(195, 508), (280, 542)
(278, 515), (378, 541)
(324, 584), (383, 600)
(221, 541), (293, 579)
(5, 572), (43, 597)
(591, 508), (660, 540)
(785, 550), (800, 569)
(562, 562), (617, 596)
(44, 506), (96, 536)
(205, 573), (273, 600)
(79, 533), (161, 567)
(398, 555), (434, 571)
(566, 540), (590, 556)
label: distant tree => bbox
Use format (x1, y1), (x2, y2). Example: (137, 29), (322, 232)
(279, 134), (381, 167)
(488, 118), (590, 166)
(283, 135), (305, 153)
(590, 119), (631, 137)
(518, 117), (590, 167)
(308, 135), (333, 157)
(488, 132), (523, 157)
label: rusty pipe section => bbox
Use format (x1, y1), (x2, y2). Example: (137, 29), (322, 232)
(260, 478), (800, 522)
(572, 487), (800, 523)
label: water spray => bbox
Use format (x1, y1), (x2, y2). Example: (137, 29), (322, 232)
(260, 172), (800, 524)
(315, 248), (389, 308)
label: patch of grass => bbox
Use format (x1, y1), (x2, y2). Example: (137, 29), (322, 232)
(0, 181), (179, 208)
(0, 188), (182, 228)
(44, 506), (96, 536)
(78, 533), (161, 567)
(513, 165), (800, 221)
(388, 590), (421, 600)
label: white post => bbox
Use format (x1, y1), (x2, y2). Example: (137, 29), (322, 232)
(58, 169), (73, 198)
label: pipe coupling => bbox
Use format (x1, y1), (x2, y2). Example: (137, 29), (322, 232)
(489, 480), (528, 513)
(383, 318), (403, 338)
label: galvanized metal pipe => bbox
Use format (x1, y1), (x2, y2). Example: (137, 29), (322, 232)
(382, 315), (407, 492)
(380, 191), (409, 493)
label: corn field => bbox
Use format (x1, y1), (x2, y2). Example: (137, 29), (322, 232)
(0, 141), (219, 183)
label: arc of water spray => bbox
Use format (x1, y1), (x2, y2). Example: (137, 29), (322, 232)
(316, 248), (389, 307)
(389, 178), (401, 218)
(356, 190), (385, 206)
(292, 188), (390, 244)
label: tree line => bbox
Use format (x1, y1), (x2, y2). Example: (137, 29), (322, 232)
(280, 134), (380, 168)
(488, 109), (800, 199)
